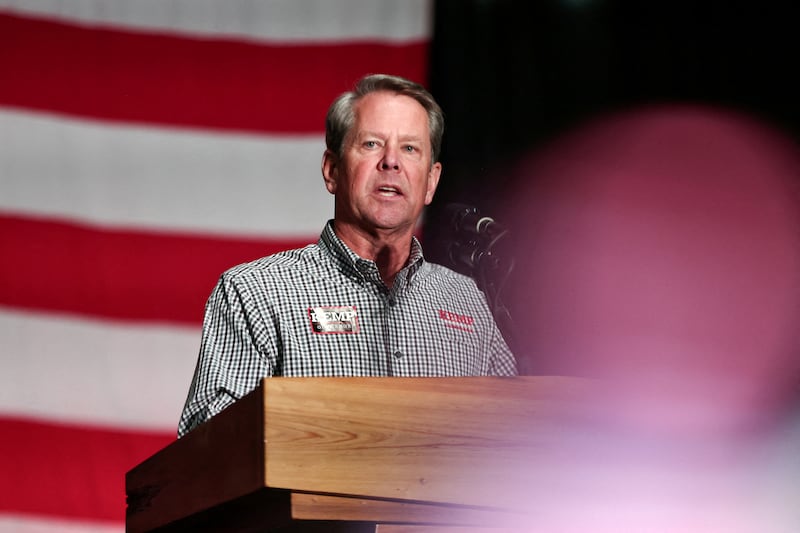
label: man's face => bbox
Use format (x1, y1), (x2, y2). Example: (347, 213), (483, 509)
(323, 91), (442, 236)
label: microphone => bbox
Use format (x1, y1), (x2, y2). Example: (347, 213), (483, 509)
(446, 203), (507, 241)
(444, 203), (509, 272)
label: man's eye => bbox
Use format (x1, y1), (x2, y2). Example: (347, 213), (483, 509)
(404, 145), (416, 152)
(365, 141), (378, 148)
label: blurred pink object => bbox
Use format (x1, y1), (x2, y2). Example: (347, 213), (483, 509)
(492, 106), (800, 531)
(506, 105), (800, 437)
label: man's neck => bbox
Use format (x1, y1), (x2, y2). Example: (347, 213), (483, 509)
(332, 221), (413, 288)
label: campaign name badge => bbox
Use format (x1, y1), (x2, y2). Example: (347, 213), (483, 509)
(437, 308), (476, 333)
(308, 306), (359, 334)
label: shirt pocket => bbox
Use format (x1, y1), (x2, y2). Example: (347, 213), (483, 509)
(427, 320), (486, 375)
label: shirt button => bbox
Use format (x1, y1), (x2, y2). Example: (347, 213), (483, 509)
(393, 350), (404, 359)
(388, 298), (396, 307)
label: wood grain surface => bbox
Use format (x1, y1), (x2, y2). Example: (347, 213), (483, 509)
(126, 376), (593, 532)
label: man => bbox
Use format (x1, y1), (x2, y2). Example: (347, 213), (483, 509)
(178, 74), (517, 437)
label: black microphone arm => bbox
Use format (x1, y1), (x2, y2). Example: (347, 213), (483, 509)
(445, 203), (509, 272)
(443, 203), (520, 365)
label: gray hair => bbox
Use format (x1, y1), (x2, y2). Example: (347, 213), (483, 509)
(325, 74), (445, 163)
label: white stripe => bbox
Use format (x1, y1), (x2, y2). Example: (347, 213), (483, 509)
(0, 108), (331, 237)
(0, 307), (199, 431)
(0, 0), (432, 43)
(0, 515), (121, 533)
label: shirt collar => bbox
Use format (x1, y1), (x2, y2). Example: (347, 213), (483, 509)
(319, 220), (425, 286)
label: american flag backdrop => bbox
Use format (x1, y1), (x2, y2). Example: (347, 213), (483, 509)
(0, 1), (432, 530)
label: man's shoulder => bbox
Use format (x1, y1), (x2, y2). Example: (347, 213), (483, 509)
(422, 260), (473, 280)
(419, 261), (480, 289)
(221, 243), (322, 282)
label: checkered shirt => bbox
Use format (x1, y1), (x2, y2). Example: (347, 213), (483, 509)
(178, 220), (517, 437)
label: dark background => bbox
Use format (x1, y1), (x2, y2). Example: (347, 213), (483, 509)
(424, 0), (799, 373)
(425, 0), (798, 264)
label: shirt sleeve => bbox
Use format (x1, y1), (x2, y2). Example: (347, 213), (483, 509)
(177, 273), (273, 437)
(468, 276), (518, 377)
(487, 323), (518, 376)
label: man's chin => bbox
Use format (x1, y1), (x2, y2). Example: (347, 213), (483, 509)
(364, 216), (415, 235)
(362, 207), (417, 231)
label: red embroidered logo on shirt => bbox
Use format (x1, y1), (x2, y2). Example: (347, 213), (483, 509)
(308, 306), (359, 334)
(438, 309), (475, 333)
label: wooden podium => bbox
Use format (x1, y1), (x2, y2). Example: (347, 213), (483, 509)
(126, 376), (592, 532)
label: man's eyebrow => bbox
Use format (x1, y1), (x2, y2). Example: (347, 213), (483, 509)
(354, 130), (383, 139)
(354, 131), (425, 142)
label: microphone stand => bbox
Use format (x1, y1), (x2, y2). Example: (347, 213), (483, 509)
(448, 221), (523, 370)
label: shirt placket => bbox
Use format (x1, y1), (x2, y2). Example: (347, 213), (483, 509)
(385, 271), (415, 376)
(354, 260), (396, 375)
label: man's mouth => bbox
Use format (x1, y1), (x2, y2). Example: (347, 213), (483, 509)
(378, 186), (401, 196)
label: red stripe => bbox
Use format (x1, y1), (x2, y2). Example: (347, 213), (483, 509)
(0, 12), (429, 133)
(0, 213), (314, 325)
(0, 416), (172, 522)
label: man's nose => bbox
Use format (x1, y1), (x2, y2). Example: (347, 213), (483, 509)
(380, 144), (400, 171)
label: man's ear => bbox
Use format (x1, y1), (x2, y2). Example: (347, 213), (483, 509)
(424, 161), (443, 205)
(322, 149), (339, 195)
